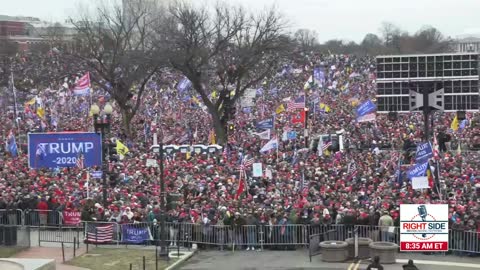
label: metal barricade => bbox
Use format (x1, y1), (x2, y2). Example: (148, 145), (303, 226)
(83, 221), (121, 245)
(0, 209), (23, 226)
(449, 229), (480, 254)
(38, 225), (82, 245)
(354, 225), (400, 244)
(24, 210), (63, 227)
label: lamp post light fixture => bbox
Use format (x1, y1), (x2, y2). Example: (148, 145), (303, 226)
(90, 103), (113, 208)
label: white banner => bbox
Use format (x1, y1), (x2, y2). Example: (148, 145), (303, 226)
(146, 159), (158, 167)
(252, 163), (263, 177)
(412, 176), (429, 189)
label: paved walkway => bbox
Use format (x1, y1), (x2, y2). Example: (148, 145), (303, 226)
(180, 250), (480, 270)
(15, 247), (89, 270)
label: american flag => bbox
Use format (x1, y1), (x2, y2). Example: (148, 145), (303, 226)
(287, 95), (305, 111)
(85, 223), (114, 243)
(222, 145), (229, 161)
(322, 141), (332, 151)
(73, 72), (91, 96)
(240, 157), (255, 170)
(300, 170), (308, 190)
(76, 152), (84, 169)
(347, 161), (358, 177)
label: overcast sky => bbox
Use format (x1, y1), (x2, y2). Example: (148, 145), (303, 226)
(2, 0), (479, 42)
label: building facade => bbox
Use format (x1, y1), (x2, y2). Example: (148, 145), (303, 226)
(455, 37), (480, 53)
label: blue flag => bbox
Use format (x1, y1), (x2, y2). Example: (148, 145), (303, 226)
(177, 78), (192, 92)
(407, 161), (429, 179)
(415, 142), (433, 163)
(242, 107), (252, 114)
(7, 132), (18, 157)
(287, 131), (297, 140)
(313, 67), (325, 82)
(255, 118), (274, 130)
(356, 100), (376, 117)
(122, 225), (152, 244)
(459, 119), (468, 130)
(256, 88), (263, 96)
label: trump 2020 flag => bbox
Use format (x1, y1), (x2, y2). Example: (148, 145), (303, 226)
(356, 100), (376, 117)
(407, 161), (429, 179)
(255, 118), (274, 130)
(73, 73), (91, 96)
(122, 225), (153, 244)
(415, 142), (433, 163)
(260, 137), (278, 153)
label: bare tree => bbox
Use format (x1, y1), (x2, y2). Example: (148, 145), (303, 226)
(379, 22), (404, 53)
(157, 2), (292, 143)
(360, 33), (387, 55)
(68, 0), (164, 136)
(294, 28), (319, 49)
(40, 22), (67, 50)
(413, 26), (453, 53)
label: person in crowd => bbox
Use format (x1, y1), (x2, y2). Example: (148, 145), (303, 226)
(402, 259), (419, 270)
(366, 256), (384, 270)
(378, 210), (394, 242)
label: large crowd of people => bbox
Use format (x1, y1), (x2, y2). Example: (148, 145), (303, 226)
(1, 50), (480, 251)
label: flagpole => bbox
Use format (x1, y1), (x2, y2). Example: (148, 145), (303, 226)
(10, 69), (19, 129)
(86, 170), (90, 199)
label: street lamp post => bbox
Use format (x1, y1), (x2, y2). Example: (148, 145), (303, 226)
(90, 103), (113, 208)
(151, 142), (168, 259)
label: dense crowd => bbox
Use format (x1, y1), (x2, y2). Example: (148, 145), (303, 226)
(1, 50), (480, 246)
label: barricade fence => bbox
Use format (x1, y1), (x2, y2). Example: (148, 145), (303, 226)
(80, 222), (480, 254)
(1, 210), (479, 254)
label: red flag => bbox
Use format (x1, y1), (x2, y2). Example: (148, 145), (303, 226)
(291, 110), (305, 124)
(235, 177), (245, 200)
(427, 166), (434, 189)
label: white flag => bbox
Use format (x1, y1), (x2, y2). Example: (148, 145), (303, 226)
(260, 137), (278, 153)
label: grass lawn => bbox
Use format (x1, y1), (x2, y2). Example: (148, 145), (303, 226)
(0, 247), (25, 258)
(66, 248), (177, 270)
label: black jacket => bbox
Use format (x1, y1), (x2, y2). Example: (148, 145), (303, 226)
(366, 262), (384, 270)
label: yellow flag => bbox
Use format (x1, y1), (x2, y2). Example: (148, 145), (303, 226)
(36, 107), (45, 119)
(116, 140), (129, 157)
(211, 91), (217, 99)
(320, 103), (331, 113)
(451, 115), (459, 131)
(25, 98), (36, 106)
(186, 151), (191, 160)
(208, 130), (216, 145)
(230, 90), (235, 97)
(275, 104), (285, 114)
(192, 96), (200, 104)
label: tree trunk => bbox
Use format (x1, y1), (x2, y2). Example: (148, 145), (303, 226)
(211, 111), (227, 145)
(120, 107), (133, 138)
